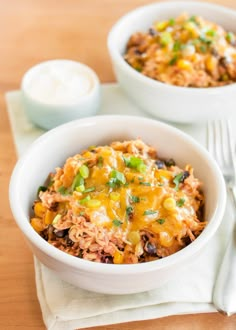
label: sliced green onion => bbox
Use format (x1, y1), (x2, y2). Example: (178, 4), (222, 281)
(143, 210), (157, 216)
(169, 18), (175, 26)
(97, 156), (103, 168)
(71, 173), (84, 191)
(76, 184), (85, 192)
(52, 214), (61, 225)
(88, 145), (96, 150)
(173, 41), (181, 52)
(200, 45), (207, 53)
(83, 187), (95, 193)
(206, 29), (216, 37)
(80, 195), (91, 205)
(226, 32), (235, 43)
(111, 170), (126, 184)
(160, 32), (172, 46)
(79, 165), (89, 179)
(58, 186), (69, 195)
(87, 199), (101, 208)
(139, 182), (151, 186)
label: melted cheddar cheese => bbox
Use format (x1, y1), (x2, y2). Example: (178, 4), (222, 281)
(31, 139), (205, 264)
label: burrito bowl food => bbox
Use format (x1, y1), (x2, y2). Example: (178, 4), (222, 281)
(124, 13), (236, 87)
(30, 139), (206, 264)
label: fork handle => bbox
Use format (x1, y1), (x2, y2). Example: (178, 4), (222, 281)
(212, 186), (236, 316)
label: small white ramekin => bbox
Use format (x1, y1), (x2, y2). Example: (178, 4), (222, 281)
(21, 59), (101, 130)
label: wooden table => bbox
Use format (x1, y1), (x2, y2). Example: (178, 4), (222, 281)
(1, 0), (236, 329)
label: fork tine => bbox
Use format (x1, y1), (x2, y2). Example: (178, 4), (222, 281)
(220, 120), (229, 167)
(207, 121), (215, 156)
(207, 120), (221, 166)
(208, 119), (236, 185)
(227, 120), (236, 179)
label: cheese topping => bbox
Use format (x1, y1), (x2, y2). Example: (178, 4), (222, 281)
(31, 139), (206, 264)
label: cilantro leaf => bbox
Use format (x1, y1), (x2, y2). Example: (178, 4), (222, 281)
(112, 219), (123, 227)
(130, 195), (140, 203)
(156, 218), (165, 224)
(176, 198), (185, 207)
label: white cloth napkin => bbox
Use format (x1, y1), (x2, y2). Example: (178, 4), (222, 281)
(6, 85), (234, 330)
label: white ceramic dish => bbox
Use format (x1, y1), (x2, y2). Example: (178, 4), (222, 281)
(108, 1), (236, 123)
(21, 60), (101, 130)
(9, 115), (226, 294)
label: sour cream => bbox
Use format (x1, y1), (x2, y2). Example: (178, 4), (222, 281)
(21, 60), (101, 129)
(24, 60), (94, 105)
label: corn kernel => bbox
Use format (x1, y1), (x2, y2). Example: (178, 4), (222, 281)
(113, 250), (124, 264)
(31, 217), (44, 232)
(160, 32), (173, 46)
(44, 210), (56, 225)
(205, 55), (217, 72)
(34, 202), (46, 218)
(177, 59), (192, 70)
(159, 231), (173, 247)
(163, 197), (176, 211)
(127, 231), (141, 245)
(109, 191), (120, 201)
(86, 199), (101, 208)
(82, 151), (92, 158)
(155, 21), (168, 31)
(222, 73), (229, 81)
(180, 30), (190, 42)
(156, 169), (173, 180)
(183, 22), (199, 38)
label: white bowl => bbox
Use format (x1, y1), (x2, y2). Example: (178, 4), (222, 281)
(21, 60), (101, 130)
(9, 115), (226, 294)
(108, 1), (236, 123)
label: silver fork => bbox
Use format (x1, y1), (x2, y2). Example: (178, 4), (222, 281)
(207, 119), (236, 316)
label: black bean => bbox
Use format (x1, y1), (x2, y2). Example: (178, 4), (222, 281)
(134, 48), (142, 55)
(65, 235), (74, 246)
(148, 27), (157, 36)
(49, 202), (59, 211)
(219, 56), (230, 68)
(155, 160), (165, 169)
(54, 229), (67, 238)
(101, 255), (114, 264)
(164, 158), (176, 167)
(141, 234), (149, 243)
(145, 242), (157, 255)
(180, 170), (190, 183)
(77, 250), (83, 258)
(211, 48), (219, 57)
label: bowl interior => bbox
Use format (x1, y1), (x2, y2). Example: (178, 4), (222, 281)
(10, 116), (225, 271)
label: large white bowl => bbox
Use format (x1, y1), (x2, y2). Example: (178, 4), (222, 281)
(9, 115), (226, 294)
(108, 1), (236, 123)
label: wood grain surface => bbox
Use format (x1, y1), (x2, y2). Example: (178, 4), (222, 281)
(0, 1), (236, 329)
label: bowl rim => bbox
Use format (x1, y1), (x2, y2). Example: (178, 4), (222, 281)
(107, 0), (236, 93)
(9, 115), (227, 274)
(21, 59), (100, 109)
